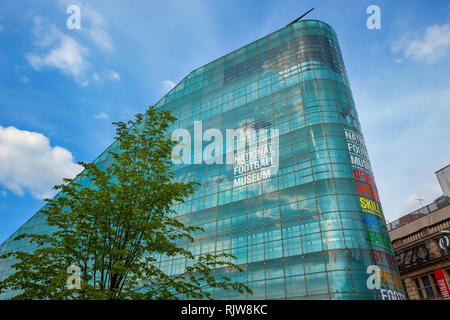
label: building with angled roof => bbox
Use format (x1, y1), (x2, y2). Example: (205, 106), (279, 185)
(0, 18), (404, 300)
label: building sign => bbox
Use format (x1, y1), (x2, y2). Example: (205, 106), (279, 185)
(232, 123), (278, 189)
(346, 127), (405, 299)
(363, 213), (388, 234)
(434, 268), (450, 300)
(366, 265), (406, 300)
(345, 129), (374, 174)
(367, 230), (391, 250)
(395, 242), (433, 270)
(345, 130), (384, 219)
(370, 249), (399, 271)
(438, 233), (450, 250)
(379, 289), (406, 300)
(360, 197), (384, 219)
(233, 144), (275, 188)
(353, 168), (376, 186)
(356, 181), (380, 202)
(171, 120), (279, 190)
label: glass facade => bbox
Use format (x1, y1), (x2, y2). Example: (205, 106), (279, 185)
(0, 20), (404, 300)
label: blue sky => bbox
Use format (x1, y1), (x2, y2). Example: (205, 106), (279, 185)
(0, 0), (449, 243)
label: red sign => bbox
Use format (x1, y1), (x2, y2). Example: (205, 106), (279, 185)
(353, 168), (376, 186)
(434, 269), (450, 300)
(356, 181), (380, 202)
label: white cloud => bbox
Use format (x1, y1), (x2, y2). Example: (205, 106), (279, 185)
(27, 35), (89, 82)
(162, 80), (176, 93)
(92, 69), (120, 82)
(19, 76), (30, 83)
(1, 191), (6, 197)
(26, 18), (89, 83)
(106, 69), (120, 81)
(83, 3), (114, 51)
(0, 126), (82, 199)
(31, 17), (60, 47)
(94, 112), (109, 119)
(88, 27), (114, 51)
(393, 23), (450, 64)
(26, 11), (118, 85)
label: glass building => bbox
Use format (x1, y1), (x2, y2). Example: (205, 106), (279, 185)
(0, 19), (405, 300)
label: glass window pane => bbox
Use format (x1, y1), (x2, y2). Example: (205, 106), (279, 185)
(415, 278), (424, 299)
(430, 274), (441, 297)
(420, 276), (434, 298)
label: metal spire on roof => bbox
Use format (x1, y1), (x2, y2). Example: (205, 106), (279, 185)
(286, 7), (315, 26)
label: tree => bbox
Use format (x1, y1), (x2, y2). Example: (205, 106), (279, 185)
(0, 106), (251, 300)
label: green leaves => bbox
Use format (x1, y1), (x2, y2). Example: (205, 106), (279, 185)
(0, 106), (250, 300)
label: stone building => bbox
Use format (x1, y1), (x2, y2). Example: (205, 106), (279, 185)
(388, 166), (450, 300)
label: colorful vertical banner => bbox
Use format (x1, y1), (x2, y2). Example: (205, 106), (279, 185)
(434, 269), (450, 300)
(345, 127), (405, 299)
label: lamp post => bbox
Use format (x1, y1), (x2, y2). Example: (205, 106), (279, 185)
(416, 198), (424, 212)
